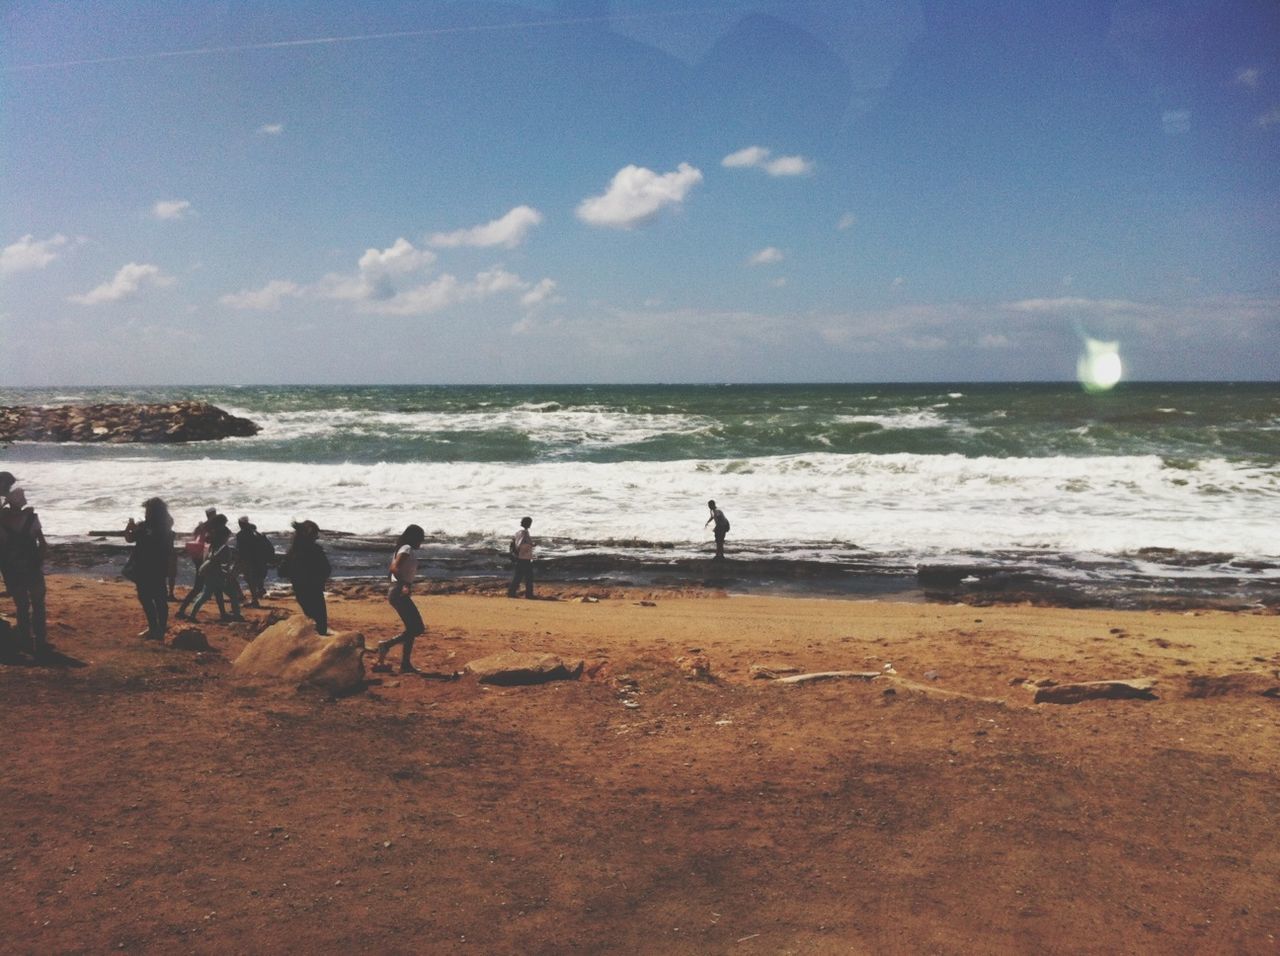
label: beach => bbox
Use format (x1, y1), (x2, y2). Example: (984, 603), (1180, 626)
(2, 576), (1278, 953)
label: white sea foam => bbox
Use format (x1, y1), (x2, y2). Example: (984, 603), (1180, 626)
(18, 452), (1280, 561)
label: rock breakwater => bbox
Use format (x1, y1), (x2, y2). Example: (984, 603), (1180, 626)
(0, 401), (260, 443)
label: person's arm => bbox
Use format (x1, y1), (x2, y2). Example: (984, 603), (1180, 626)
(33, 514), (48, 560)
(124, 518), (138, 543)
(390, 547), (407, 581)
(318, 548), (331, 581)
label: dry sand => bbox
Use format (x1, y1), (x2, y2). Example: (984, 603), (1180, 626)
(2, 576), (1278, 953)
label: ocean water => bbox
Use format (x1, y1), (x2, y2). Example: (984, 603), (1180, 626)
(3, 383), (1279, 596)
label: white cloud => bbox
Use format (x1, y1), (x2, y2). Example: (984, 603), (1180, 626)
(358, 237), (436, 274)
(521, 277), (559, 307)
(721, 145), (814, 176)
(1235, 67), (1260, 88)
(891, 276), (905, 288)
(220, 279), (302, 311)
(769, 277), (788, 288)
(1, 233), (69, 275)
(151, 199), (192, 221)
(836, 213), (857, 231)
(1258, 107), (1280, 128)
(748, 246), (784, 266)
(69, 262), (173, 304)
(721, 145), (770, 168)
(429, 206), (543, 249)
(363, 267), (529, 316)
(1162, 109), (1191, 134)
(1002, 296), (1151, 314)
(576, 163), (703, 228)
(979, 333), (1011, 349)
(258, 123), (284, 135)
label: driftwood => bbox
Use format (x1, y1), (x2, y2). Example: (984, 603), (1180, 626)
(770, 670), (882, 685)
(1033, 678), (1158, 704)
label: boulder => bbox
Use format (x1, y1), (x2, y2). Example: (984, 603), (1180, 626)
(170, 627), (211, 651)
(464, 651), (584, 686)
(232, 616), (366, 695)
(1033, 678), (1157, 705)
(0, 401), (259, 444)
(676, 653), (711, 680)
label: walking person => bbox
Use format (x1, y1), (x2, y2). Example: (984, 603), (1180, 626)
(279, 519), (330, 635)
(507, 516), (536, 599)
(177, 507), (224, 619)
(0, 487), (50, 659)
(181, 515), (244, 623)
(124, 498), (174, 641)
(375, 524), (426, 674)
(704, 499), (730, 560)
(235, 516), (273, 608)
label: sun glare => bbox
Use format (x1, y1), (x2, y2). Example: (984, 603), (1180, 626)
(1077, 339), (1123, 392)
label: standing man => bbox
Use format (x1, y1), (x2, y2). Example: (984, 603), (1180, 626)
(507, 516), (536, 599)
(1, 486), (50, 658)
(705, 499), (730, 560)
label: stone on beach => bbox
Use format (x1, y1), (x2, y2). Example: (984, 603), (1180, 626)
(232, 616), (366, 695)
(169, 627), (211, 651)
(464, 651), (584, 686)
(0, 401), (259, 444)
(1033, 678), (1158, 704)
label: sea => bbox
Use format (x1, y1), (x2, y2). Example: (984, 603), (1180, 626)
(3, 383), (1279, 606)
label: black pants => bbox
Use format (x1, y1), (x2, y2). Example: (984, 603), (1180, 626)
(508, 559), (534, 597)
(714, 531), (726, 559)
(4, 566), (47, 654)
(381, 584), (423, 664)
(178, 564), (225, 616)
(294, 583), (328, 635)
(136, 575), (168, 640)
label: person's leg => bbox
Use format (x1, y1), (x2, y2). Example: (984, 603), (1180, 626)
(8, 574), (33, 652)
(714, 532), (725, 559)
(28, 572), (47, 654)
(187, 581), (215, 620)
(222, 577), (242, 620)
(380, 586), (424, 671)
(523, 559), (535, 598)
(177, 563), (203, 615)
(136, 581), (159, 634)
(507, 561), (521, 597)
(150, 577), (169, 638)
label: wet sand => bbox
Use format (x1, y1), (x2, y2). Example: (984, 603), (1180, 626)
(1, 576), (1278, 953)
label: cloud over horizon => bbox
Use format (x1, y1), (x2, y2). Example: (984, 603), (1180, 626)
(429, 206), (543, 249)
(151, 199), (193, 221)
(70, 262), (174, 304)
(576, 163), (702, 228)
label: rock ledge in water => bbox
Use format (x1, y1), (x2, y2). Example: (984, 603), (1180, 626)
(0, 401), (260, 444)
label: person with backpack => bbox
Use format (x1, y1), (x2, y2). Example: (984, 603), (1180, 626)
(176, 507), (225, 619)
(235, 516), (273, 608)
(507, 516), (536, 599)
(0, 486), (50, 658)
(278, 519), (330, 635)
(704, 499), (730, 560)
(375, 524), (426, 674)
(124, 498), (174, 641)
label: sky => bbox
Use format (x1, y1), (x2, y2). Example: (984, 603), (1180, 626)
(2, 0), (1278, 385)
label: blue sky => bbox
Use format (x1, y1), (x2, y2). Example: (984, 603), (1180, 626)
(2, 0), (1277, 385)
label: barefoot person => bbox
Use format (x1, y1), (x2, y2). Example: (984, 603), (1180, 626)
(124, 498), (174, 641)
(0, 486), (49, 658)
(279, 519), (330, 635)
(507, 516), (535, 599)
(704, 499), (730, 560)
(376, 524), (426, 674)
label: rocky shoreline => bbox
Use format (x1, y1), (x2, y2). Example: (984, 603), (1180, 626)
(0, 401), (259, 443)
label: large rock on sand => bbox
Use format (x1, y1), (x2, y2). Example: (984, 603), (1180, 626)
(465, 651), (584, 686)
(1033, 678), (1157, 704)
(233, 616), (365, 695)
(0, 401), (259, 444)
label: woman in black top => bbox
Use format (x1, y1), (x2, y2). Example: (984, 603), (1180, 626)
(124, 497), (173, 641)
(279, 519), (330, 635)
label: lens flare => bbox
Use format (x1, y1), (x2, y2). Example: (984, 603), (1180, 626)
(1077, 338), (1122, 392)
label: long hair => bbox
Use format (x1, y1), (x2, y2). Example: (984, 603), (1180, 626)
(396, 524), (425, 548)
(142, 497), (169, 527)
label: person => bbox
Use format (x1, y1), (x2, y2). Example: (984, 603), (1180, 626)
(235, 516), (273, 608)
(176, 507), (224, 618)
(0, 486), (50, 658)
(507, 516), (536, 598)
(375, 524), (426, 674)
(278, 519), (330, 635)
(181, 514), (244, 623)
(0, 471), (15, 504)
(124, 498), (174, 641)
(704, 499), (730, 560)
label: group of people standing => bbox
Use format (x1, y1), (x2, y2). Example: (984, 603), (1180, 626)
(2, 480), (732, 671)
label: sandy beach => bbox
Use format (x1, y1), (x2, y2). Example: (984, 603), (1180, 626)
(2, 576), (1278, 953)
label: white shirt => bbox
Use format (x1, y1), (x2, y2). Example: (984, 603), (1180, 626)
(511, 528), (534, 560)
(390, 544), (418, 584)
